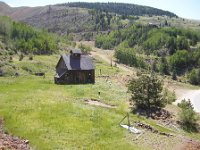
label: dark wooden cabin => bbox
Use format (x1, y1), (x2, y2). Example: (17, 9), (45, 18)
(54, 49), (95, 84)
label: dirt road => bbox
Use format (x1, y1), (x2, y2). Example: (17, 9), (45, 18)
(77, 41), (135, 75)
(174, 89), (200, 112)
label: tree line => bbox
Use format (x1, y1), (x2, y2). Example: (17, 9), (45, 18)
(66, 2), (177, 18)
(96, 24), (200, 52)
(0, 16), (70, 55)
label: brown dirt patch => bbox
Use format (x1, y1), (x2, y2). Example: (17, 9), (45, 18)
(0, 118), (31, 150)
(173, 136), (200, 150)
(84, 99), (116, 108)
(181, 141), (200, 150)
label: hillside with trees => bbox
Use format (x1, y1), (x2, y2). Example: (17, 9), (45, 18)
(0, 2), (178, 36)
(0, 16), (71, 77)
(95, 24), (200, 84)
(0, 16), (69, 55)
(0, 2), (96, 34)
(66, 2), (177, 18)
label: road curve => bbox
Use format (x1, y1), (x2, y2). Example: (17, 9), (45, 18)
(175, 89), (200, 112)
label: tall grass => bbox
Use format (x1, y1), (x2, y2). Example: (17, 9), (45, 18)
(0, 55), (142, 149)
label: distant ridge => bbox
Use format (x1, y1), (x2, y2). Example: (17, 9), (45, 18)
(65, 2), (177, 17)
(0, 2), (177, 34)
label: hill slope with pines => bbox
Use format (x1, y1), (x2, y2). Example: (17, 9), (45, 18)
(0, 2), (177, 34)
(0, 16), (69, 55)
(66, 2), (177, 17)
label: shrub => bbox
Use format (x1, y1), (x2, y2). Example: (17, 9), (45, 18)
(163, 88), (176, 104)
(29, 54), (33, 60)
(159, 57), (169, 75)
(78, 43), (92, 54)
(169, 50), (191, 74)
(19, 54), (24, 61)
(187, 69), (200, 85)
(9, 56), (13, 62)
(1, 65), (16, 76)
(178, 99), (199, 132)
(178, 99), (193, 109)
(172, 69), (177, 80)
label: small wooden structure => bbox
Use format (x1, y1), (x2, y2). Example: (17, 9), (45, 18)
(54, 49), (95, 84)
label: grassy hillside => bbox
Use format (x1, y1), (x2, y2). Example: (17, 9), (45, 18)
(0, 2), (200, 149)
(0, 54), (200, 149)
(0, 55), (139, 150)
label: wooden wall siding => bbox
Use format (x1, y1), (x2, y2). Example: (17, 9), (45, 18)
(55, 70), (95, 84)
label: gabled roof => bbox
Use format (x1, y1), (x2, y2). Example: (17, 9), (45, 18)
(61, 54), (95, 70)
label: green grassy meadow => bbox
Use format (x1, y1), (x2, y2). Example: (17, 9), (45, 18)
(1, 54), (200, 150)
(0, 55), (145, 150)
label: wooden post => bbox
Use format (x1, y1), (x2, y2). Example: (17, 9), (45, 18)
(127, 113), (130, 127)
(119, 114), (127, 125)
(98, 91), (101, 99)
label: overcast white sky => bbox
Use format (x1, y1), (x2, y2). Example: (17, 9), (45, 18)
(2, 0), (200, 20)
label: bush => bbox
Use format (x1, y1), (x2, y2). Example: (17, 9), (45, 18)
(115, 46), (147, 68)
(179, 108), (198, 132)
(172, 69), (177, 80)
(187, 69), (200, 85)
(159, 57), (169, 75)
(178, 99), (193, 109)
(178, 99), (199, 132)
(19, 61), (48, 75)
(29, 54), (33, 60)
(1, 65), (16, 76)
(9, 56), (13, 62)
(163, 88), (176, 104)
(169, 50), (191, 74)
(78, 43), (92, 54)
(19, 54), (24, 61)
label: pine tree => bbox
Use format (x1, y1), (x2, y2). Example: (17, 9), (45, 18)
(128, 74), (166, 110)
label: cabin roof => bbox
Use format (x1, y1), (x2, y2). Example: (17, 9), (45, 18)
(61, 54), (95, 70)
